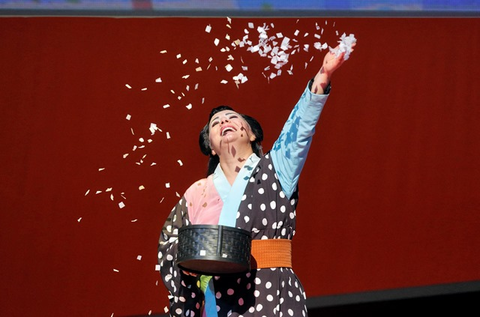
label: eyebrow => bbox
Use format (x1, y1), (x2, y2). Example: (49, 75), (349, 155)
(210, 112), (237, 123)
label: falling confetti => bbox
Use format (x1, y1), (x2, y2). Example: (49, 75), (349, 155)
(86, 21), (357, 314)
(329, 33), (357, 60)
(149, 123), (159, 135)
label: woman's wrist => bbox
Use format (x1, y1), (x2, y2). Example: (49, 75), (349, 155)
(311, 70), (331, 94)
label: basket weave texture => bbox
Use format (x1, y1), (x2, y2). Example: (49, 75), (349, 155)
(177, 225), (251, 275)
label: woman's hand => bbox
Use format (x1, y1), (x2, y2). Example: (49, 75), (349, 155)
(321, 46), (351, 78)
(311, 41), (356, 94)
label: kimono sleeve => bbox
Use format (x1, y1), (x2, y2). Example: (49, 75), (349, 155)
(270, 81), (329, 198)
(157, 197), (203, 316)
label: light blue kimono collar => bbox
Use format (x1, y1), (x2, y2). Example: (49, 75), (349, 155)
(213, 153), (261, 227)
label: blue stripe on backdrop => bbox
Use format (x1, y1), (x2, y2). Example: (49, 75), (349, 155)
(0, 0), (480, 12)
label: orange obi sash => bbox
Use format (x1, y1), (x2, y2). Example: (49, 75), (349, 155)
(250, 239), (292, 269)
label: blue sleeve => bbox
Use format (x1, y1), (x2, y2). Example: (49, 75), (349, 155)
(270, 81), (329, 199)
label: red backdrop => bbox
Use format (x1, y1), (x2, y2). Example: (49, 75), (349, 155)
(0, 17), (479, 316)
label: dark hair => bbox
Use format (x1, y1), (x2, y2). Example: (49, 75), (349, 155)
(199, 105), (264, 176)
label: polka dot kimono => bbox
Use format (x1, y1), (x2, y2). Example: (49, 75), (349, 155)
(158, 153), (308, 317)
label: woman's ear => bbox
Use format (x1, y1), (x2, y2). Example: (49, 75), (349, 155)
(250, 134), (256, 142)
(211, 149), (217, 156)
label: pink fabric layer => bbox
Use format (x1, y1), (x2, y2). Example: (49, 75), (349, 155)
(184, 175), (223, 225)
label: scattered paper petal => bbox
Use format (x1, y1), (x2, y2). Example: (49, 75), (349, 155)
(149, 123), (158, 135)
(329, 33), (357, 60)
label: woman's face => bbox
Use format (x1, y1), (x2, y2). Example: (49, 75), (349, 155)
(208, 110), (255, 156)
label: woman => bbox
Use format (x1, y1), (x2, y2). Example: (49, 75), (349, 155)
(158, 46), (353, 316)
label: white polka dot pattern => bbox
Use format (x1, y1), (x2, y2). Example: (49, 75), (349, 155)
(158, 155), (307, 316)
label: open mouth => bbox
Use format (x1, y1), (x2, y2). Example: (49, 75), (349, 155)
(221, 126), (236, 136)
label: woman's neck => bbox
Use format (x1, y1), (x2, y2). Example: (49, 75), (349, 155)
(218, 149), (254, 185)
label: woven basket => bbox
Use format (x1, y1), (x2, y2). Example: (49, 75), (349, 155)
(177, 225), (252, 275)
